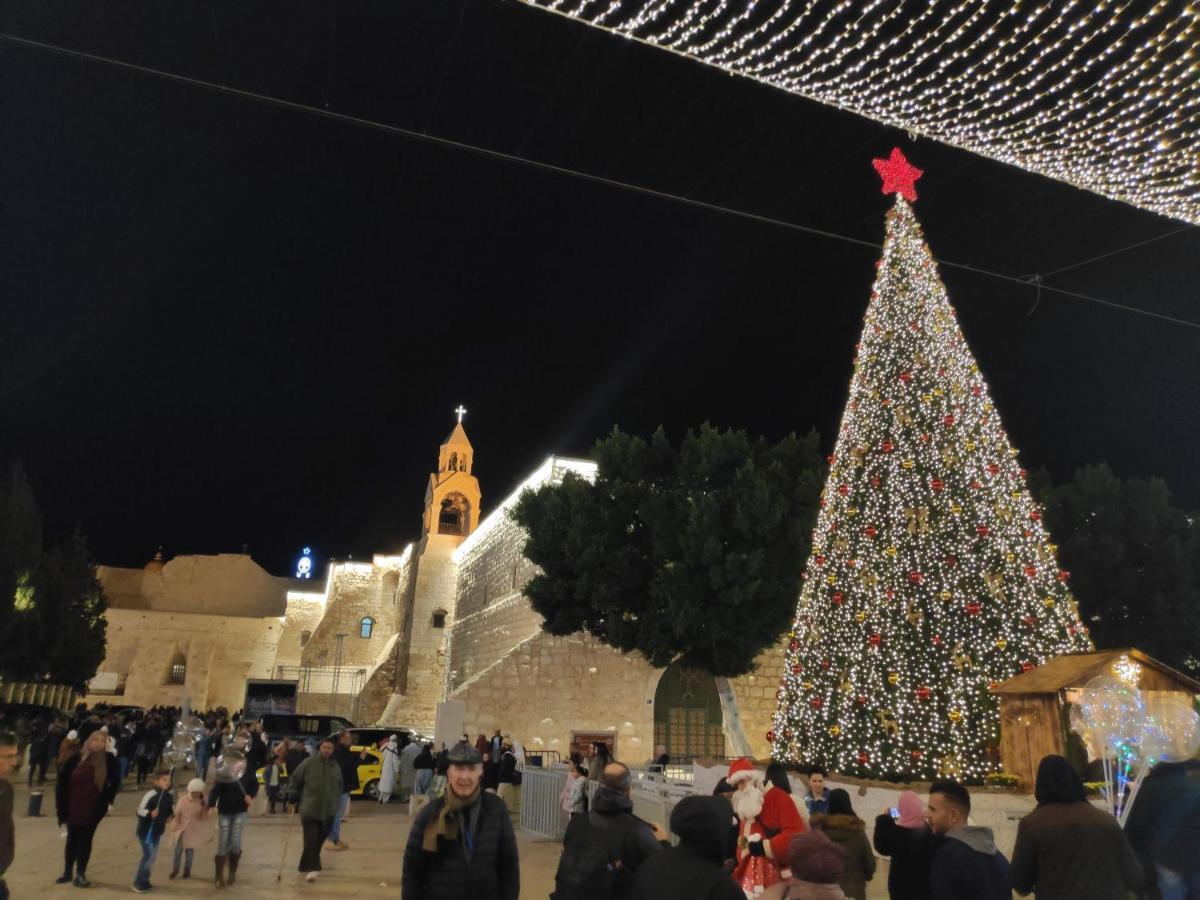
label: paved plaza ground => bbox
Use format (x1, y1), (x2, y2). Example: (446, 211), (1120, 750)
(4, 777), (896, 898)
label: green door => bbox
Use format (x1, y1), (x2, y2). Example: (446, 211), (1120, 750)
(653, 665), (725, 763)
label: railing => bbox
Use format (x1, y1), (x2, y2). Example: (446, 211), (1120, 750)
(518, 765), (694, 843)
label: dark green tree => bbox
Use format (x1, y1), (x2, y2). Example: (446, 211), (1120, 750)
(512, 425), (825, 676)
(0, 462), (44, 680)
(1041, 464), (1200, 675)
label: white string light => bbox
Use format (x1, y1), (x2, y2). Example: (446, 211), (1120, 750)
(517, 0), (1200, 224)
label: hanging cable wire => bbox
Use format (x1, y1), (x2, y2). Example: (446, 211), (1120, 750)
(1, 29), (1197, 332)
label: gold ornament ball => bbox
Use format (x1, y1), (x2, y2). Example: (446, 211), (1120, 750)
(829, 725), (841, 737)
(888, 672), (901, 685)
(855, 612), (867, 623)
(1044, 597), (1056, 608)
(948, 710), (962, 722)
(995, 639), (1007, 650)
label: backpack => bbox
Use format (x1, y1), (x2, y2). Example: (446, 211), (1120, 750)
(552, 811), (636, 900)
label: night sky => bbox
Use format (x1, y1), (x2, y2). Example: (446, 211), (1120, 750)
(1, 0), (1197, 578)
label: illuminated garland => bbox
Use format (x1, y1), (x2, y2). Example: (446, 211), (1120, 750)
(768, 151), (1092, 782)
(517, 0), (1200, 224)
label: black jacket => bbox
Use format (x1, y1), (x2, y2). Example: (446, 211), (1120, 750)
(414, 747), (436, 770)
(334, 744), (361, 793)
(556, 785), (665, 900)
(1124, 760), (1200, 880)
(55, 752), (121, 827)
(208, 779), (254, 816)
(135, 788), (176, 842)
(631, 796), (743, 900)
(401, 790), (519, 900)
(929, 827), (1011, 900)
(874, 813), (935, 900)
(497, 751), (518, 785)
(1010, 800), (1141, 899)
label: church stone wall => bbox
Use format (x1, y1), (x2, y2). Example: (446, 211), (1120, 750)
(100, 607), (284, 711)
(275, 594), (327, 671)
(301, 562), (391, 668)
(99, 554), (293, 618)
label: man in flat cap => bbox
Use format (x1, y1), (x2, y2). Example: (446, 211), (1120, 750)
(402, 741), (519, 900)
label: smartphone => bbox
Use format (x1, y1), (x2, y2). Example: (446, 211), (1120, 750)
(889, 807), (900, 818)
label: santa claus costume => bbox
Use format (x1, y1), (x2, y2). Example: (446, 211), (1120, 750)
(727, 757), (805, 897)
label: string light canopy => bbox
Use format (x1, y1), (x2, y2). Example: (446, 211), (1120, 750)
(769, 152), (1092, 781)
(517, 0), (1200, 224)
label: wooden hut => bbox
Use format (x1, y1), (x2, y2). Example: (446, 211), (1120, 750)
(990, 648), (1200, 791)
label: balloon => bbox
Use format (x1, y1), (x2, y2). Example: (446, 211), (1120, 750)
(215, 747), (247, 781)
(1139, 695), (1200, 763)
(162, 740), (195, 769)
(1079, 675), (1144, 750)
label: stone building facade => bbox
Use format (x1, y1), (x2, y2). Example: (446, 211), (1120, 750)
(91, 417), (785, 762)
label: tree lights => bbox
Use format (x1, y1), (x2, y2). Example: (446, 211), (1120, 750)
(518, 0), (1200, 224)
(769, 151), (1092, 782)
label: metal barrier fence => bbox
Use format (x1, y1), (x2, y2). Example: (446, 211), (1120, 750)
(519, 766), (695, 843)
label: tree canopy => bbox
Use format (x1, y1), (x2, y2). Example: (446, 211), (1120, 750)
(1040, 464), (1200, 676)
(511, 425), (825, 677)
(0, 461), (108, 691)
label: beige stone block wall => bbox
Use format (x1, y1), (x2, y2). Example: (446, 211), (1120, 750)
(301, 562), (395, 668)
(728, 639), (789, 759)
(98, 608), (285, 710)
(453, 632), (659, 763)
(99, 554), (293, 618)
(276, 596), (327, 670)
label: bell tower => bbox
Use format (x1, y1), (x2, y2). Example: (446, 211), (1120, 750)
(422, 405), (482, 542)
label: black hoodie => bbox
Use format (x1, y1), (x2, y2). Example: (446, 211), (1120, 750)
(630, 796), (744, 900)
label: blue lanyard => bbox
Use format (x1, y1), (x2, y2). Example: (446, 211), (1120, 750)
(462, 815), (476, 860)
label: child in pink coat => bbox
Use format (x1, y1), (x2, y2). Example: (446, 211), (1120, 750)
(167, 778), (210, 879)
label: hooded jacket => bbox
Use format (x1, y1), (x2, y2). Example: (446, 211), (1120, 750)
(631, 796), (745, 900)
(1011, 755), (1142, 899)
(929, 826), (1010, 900)
(810, 813), (876, 900)
(873, 813), (934, 900)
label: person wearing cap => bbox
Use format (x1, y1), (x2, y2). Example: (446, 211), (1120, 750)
(630, 795), (744, 900)
(402, 740), (519, 899)
(290, 738), (343, 883)
(761, 830), (848, 899)
(728, 757), (805, 896)
(167, 778), (210, 879)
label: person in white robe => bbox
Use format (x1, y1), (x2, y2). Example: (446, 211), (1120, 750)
(377, 735), (401, 804)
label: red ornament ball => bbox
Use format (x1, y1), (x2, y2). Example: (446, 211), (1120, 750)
(792, 665), (802, 675)
(855, 695), (868, 706)
(970, 480), (982, 490)
(916, 686), (931, 701)
(815, 555), (826, 566)
(908, 571), (924, 584)
(1024, 565), (1038, 577)
(987, 463), (1001, 475)
(931, 478), (945, 492)
(871, 476), (882, 488)
(1057, 570), (1071, 582)
(1021, 661), (1036, 673)
(944, 554), (958, 567)
(1021, 615), (1037, 628)
(832, 592), (845, 606)
(821, 658), (832, 670)
(911, 750), (924, 761)
(868, 634), (882, 647)
(864, 526), (878, 538)
(1030, 510), (1042, 521)
(810, 697), (824, 709)
(972, 386), (982, 397)
(827, 454), (837, 464)
(766, 730), (776, 743)
(899, 372), (913, 383)
(881, 440), (894, 453)
(789, 639), (800, 651)
(943, 414), (955, 426)
(976, 525), (990, 536)
(857, 752), (869, 766)
(965, 601), (983, 616)
(932, 634), (943, 646)
(838, 484), (850, 496)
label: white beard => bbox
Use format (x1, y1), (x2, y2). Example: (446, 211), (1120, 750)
(733, 781), (765, 821)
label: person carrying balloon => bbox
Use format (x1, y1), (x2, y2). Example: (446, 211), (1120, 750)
(132, 769), (176, 893)
(207, 740), (258, 888)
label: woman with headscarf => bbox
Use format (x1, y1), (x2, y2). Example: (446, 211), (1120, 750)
(873, 789), (935, 900)
(1010, 754), (1142, 899)
(54, 729), (121, 886)
(378, 735), (401, 804)
(413, 742), (436, 796)
(57, 730), (80, 767)
(809, 788), (876, 900)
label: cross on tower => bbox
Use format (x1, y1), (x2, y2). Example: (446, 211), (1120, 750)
(454, 405), (468, 424)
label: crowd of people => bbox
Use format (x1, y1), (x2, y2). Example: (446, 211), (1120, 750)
(4, 704), (1200, 899)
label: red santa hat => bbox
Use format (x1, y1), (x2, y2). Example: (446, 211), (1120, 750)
(726, 757), (758, 786)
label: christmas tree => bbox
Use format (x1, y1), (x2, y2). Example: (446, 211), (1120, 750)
(770, 149), (1092, 782)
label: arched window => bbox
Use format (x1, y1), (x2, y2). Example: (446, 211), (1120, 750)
(438, 493), (471, 536)
(431, 609), (447, 629)
(359, 617), (375, 639)
(447, 452), (458, 472)
(300, 630), (312, 647)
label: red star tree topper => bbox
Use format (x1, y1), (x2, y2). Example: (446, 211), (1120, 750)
(769, 157), (1090, 782)
(873, 148), (923, 201)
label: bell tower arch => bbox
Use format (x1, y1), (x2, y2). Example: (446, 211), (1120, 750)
(422, 407), (481, 542)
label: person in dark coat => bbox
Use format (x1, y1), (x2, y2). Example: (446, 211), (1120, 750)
(1009, 754), (1141, 899)
(713, 777), (739, 868)
(55, 730), (121, 887)
(401, 742), (518, 900)
(554, 762), (668, 900)
(873, 789), (935, 900)
(631, 795), (744, 900)
(926, 780), (1010, 900)
(810, 789), (876, 900)
(1124, 758), (1200, 899)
